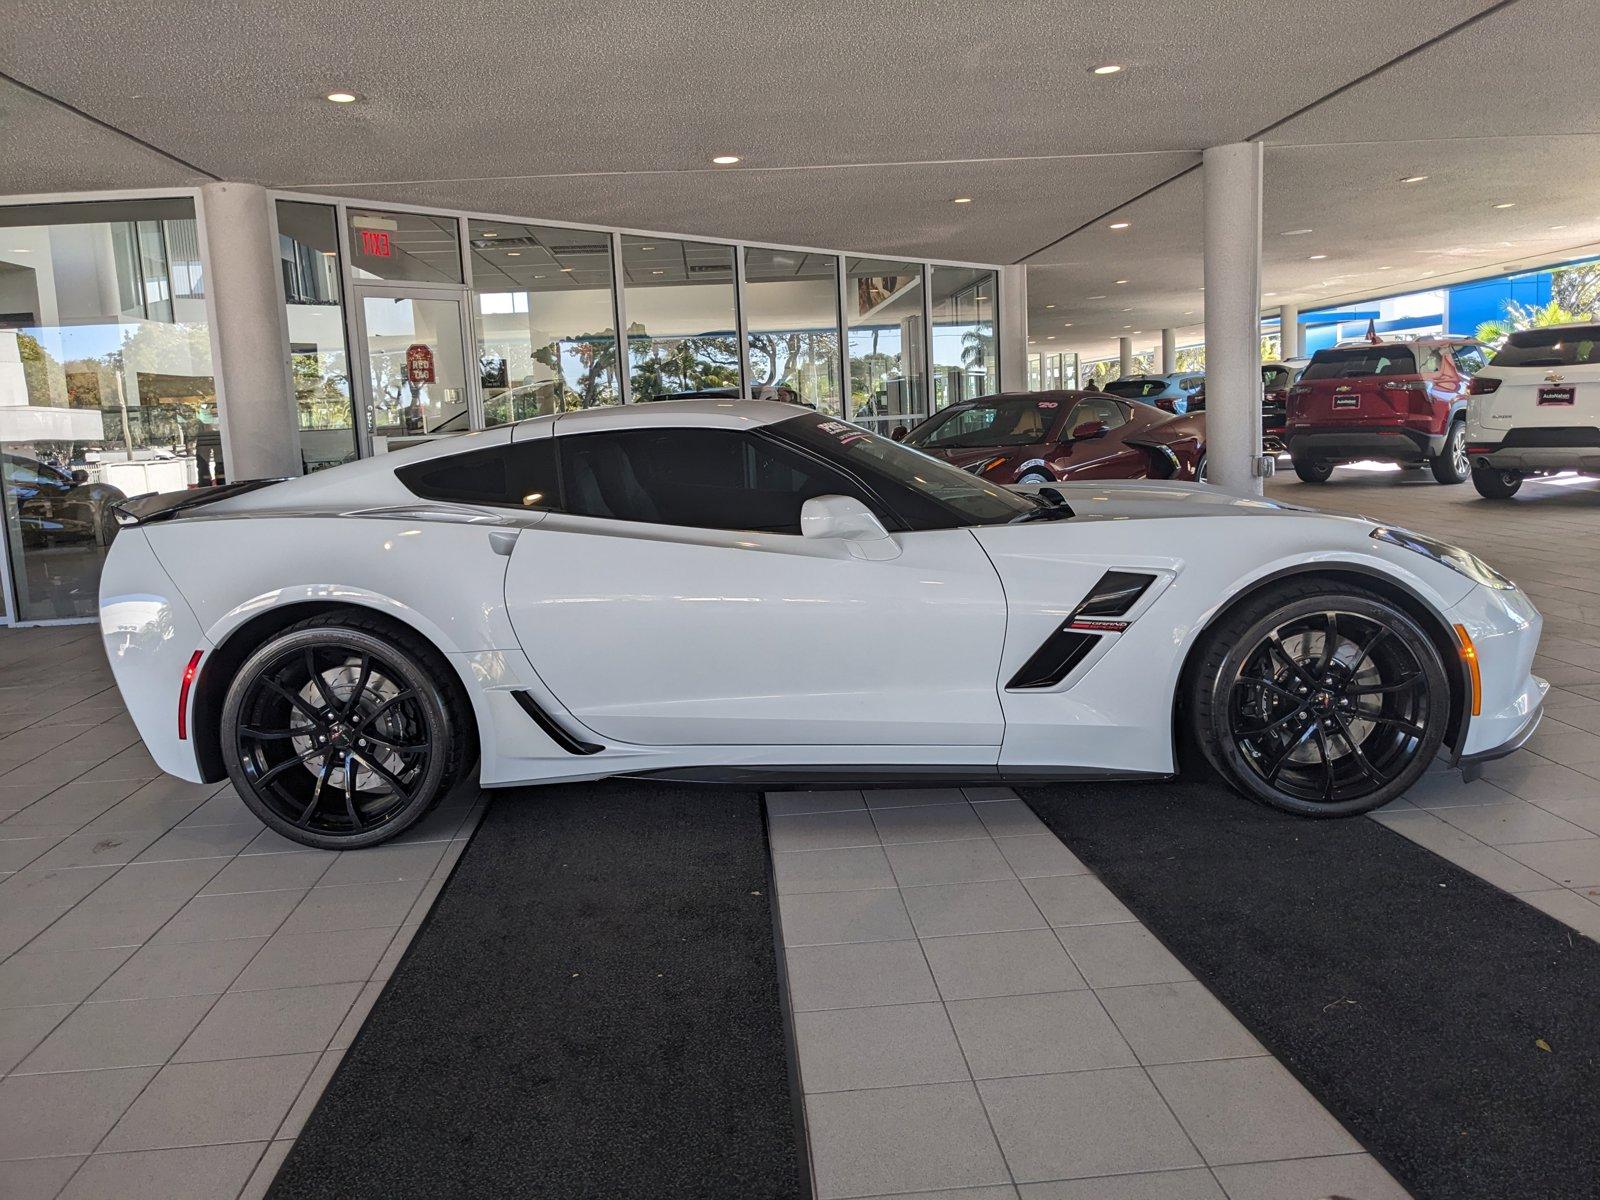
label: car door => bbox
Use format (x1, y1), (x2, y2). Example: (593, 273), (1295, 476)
(502, 423), (1008, 749)
(1055, 398), (1149, 479)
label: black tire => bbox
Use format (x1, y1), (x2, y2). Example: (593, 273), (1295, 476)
(220, 614), (472, 849)
(1293, 459), (1335, 484)
(1017, 471), (1052, 485)
(1429, 419), (1470, 484)
(1194, 455), (1208, 483)
(1188, 580), (1450, 817)
(1472, 463), (1523, 499)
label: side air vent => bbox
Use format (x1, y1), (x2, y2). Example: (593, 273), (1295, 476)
(1006, 571), (1158, 690)
(511, 691), (604, 755)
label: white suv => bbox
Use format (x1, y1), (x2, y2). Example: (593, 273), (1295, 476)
(1466, 322), (1600, 498)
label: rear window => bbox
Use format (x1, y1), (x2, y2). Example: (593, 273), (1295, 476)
(1490, 327), (1600, 368)
(1302, 347), (1417, 380)
(1103, 379), (1167, 399)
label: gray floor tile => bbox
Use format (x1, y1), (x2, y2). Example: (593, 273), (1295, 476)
(1500, 837), (1600, 887)
(276, 880), (427, 935)
(947, 990), (1136, 1078)
(863, 787), (970, 809)
(131, 823), (262, 863)
(901, 880), (1047, 937)
(1018, 1170), (1225, 1200)
(961, 787), (1019, 803)
(922, 929), (1087, 1000)
(1433, 799), (1595, 846)
(24, 830), (159, 872)
(786, 940), (939, 1011)
(275, 1048), (344, 1140)
(1023, 874), (1136, 927)
(0, 1155), (85, 1200)
(768, 810), (880, 852)
(1056, 924), (1194, 988)
(774, 846), (897, 893)
(1525, 792), (1600, 836)
(316, 843), (445, 887)
(239, 1140), (292, 1200)
(327, 979), (384, 1051)
(199, 851), (335, 896)
(1096, 981), (1266, 1065)
(972, 799), (1051, 838)
(1378, 815), (1562, 893)
(795, 1001), (968, 1092)
(979, 1068), (1204, 1182)
(871, 803), (988, 844)
(1210, 1153), (1409, 1200)
(16, 994), (216, 1074)
(807, 1082), (1008, 1199)
(173, 981), (362, 1062)
(89, 858), (228, 906)
(1517, 887), (1600, 941)
(25, 895), (190, 953)
(779, 890), (915, 946)
(230, 926), (392, 991)
(152, 888), (307, 945)
(1149, 1057), (1362, 1166)
(993, 835), (1090, 879)
(0, 946), (136, 1008)
(1481, 758), (1600, 804)
(0, 1066), (156, 1158)
(0, 904), (73, 958)
(0, 1003), (72, 1075)
(766, 790), (866, 817)
(884, 838), (1015, 887)
(90, 936), (268, 1002)
(0, 834), (60, 873)
(0, 864), (119, 909)
(100, 1054), (318, 1152)
(57, 1143), (266, 1200)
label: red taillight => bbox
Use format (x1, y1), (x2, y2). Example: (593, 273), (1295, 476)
(1468, 376), (1502, 394)
(177, 650), (203, 740)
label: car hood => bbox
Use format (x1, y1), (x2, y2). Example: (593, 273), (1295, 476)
(1007, 479), (1351, 523)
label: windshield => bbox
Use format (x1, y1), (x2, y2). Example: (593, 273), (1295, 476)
(1103, 379), (1168, 399)
(1262, 366), (1291, 391)
(904, 397), (1064, 449)
(1302, 347), (1418, 380)
(1491, 327), (1600, 368)
(768, 413), (1035, 529)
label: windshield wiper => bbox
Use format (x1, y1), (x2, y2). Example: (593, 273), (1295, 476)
(1010, 487), (1076, 522)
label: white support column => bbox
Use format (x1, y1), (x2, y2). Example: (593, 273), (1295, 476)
(1118, 336), (1134, 378)
(998, 264), (1027, 393)
(1202, 142), (1266, 495)
(1071, 352), (1080, 389)
(1160, 327), (1177, 374)
(199, 181), (300, 479)
(1278, 302), (1301, 360)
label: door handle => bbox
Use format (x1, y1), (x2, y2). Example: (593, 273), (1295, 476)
(488, 529), (519, 557)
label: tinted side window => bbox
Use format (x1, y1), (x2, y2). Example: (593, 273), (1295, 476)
(559, 427), (873, 534)
(1069, 398), (1127, 430)
(395, 439), (560, 510)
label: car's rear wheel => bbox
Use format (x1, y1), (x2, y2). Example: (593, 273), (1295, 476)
(1189, 582), (1450, 817)
(1292, 459), (1335, 484)
(1472, 463), (1523, 499)
(1194, 454), (1208, 483)
(220, 617), (470, 849)
(1017, 471), (1052, 485)
(1430, 419), (1470, 484)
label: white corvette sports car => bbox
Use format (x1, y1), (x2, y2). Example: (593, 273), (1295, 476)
(100, 399), (1545, 849)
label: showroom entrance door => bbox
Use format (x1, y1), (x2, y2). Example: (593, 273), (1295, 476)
(351, 287), (477, 453)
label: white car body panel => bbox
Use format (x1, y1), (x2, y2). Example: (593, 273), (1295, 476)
(1468, 324), (1600, 472)
(97, 400), (1544, 798)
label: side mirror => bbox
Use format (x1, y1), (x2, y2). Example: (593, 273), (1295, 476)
(891, 426), (908, 442)
(71, 469), (90, 484)
(1071, 420), (1108, 440)
(800, 495), (899, 561)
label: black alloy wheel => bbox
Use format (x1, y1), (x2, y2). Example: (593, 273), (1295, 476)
(1431, 419), (1470, 484)
(221, 619), (465, 849)
(1191, 584), (1449, 816)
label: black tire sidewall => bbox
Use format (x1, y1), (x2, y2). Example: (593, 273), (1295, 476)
(1018, 472), (1051, 484)
(1471, 464), (1522, 499)
(1293, 459), (1334, 484)
(220, 625), (455, 849)
(1430, 420), (1469, 484)
(1197, 591), (1450, 817)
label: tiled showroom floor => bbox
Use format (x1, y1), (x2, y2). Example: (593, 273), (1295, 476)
(4, 465), (1600, 1199)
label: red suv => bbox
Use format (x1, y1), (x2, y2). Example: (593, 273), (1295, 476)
(1284, 336), (1487, 484)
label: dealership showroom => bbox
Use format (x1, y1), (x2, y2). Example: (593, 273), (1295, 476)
(7, 1), (1600, 1198)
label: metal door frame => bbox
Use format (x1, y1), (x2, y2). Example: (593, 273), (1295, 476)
(348, 283), (478, 455)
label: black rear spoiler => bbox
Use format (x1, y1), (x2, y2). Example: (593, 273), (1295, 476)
(112, 479), (288, 527)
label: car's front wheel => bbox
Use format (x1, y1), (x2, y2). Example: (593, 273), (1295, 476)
(1292, 459), (1335, 484)
(1017, 471), (1052, 485)
(220, 616), (470, 849)
(1471, 463), (1523, 499)
(1189, 581), (1450, 816)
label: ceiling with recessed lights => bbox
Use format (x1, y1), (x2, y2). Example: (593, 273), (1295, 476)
(1, 0), (1594, 363)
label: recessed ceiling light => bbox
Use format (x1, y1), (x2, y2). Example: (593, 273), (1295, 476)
(1063, 322), (1073, 327)
(1281, 229), (1313, 236)
(1400, 175), (1428, 184)
(1493, 202), (1516, 209)
(482, 231), (498, 238)
(1132, 330), (1142, 334)
(506, 251), (522, 257)
(1088, 294), (1106, 299)
(711, 155), (741, 165)
(1115, 278), (1129, 284)
(1308, 254), (1327, 260)
(1044, 303), (1056, 309)
(1091, 64), (1123, 75)
(8, 248), (29, 254)
(651, 269), (664, 275)
(1047, 335), (1057, 339)
(324, 91), (359, 103)
(1183, 310), (1194, 315)
(1109, 222), (1131, 230)
(1550, 224), (1568, 230)
(1378, 265), (1393, 270)
(1122, 325), (1133, 329)
(560, 267), (574, 272)
(952, 197), (973, 204)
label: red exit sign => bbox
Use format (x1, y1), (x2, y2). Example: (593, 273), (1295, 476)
(359, 229), (392, 257)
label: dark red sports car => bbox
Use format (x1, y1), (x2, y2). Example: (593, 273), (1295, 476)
(901, 391), (1208, 483)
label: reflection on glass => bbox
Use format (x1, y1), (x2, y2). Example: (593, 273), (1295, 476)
(277, 201), (357, 470)
(0, 198), (220, 621)
(470, 221), (619, 424)
(845, 257), (926, 434)
(1028, 353), (1042, 391)
(362, 297), (469, 442)
(346, 208), (462, 285)
(620, 236), (739, 401)
(744, 249), (841, 415)
(931, 267), (998, 408)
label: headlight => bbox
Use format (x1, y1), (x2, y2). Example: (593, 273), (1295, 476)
(1370, 526), (1514, 590)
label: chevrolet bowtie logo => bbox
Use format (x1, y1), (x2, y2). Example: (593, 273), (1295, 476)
(1546, 371), (1565, 383)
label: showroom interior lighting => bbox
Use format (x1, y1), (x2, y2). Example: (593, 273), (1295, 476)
(1309, 253), (1328, 260)
(324, 91), (359, 103)
(1493, 202), (1516, 209)
(1281, 228), (1313, 236)
(1091, 64), (1123, 75)
(1109, 221), (1131, 229)
(1401, 175), (1428, 184)
(711, 155), (741, 165)
(952, 197), (973, 204)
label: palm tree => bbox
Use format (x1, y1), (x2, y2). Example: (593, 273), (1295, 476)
(1476, 300), (1577, 348)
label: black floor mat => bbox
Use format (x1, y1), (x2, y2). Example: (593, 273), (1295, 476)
(268, 781), (806, 1200)
(1020, 778), (1600, 1200)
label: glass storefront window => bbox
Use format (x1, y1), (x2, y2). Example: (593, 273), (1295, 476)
(276, 201), (357, 471)
(346, 208), (462, 285)
(362, 296), (470, 442)
(743, 249), (842, 415)
(470, 221), (620, 424)
(620, 236), (740, 401)
(1, 199), (219, 621)
(1028, 354), (1042, 391)
(845, 257), (926, 435)
(930, 267), (998, 409)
